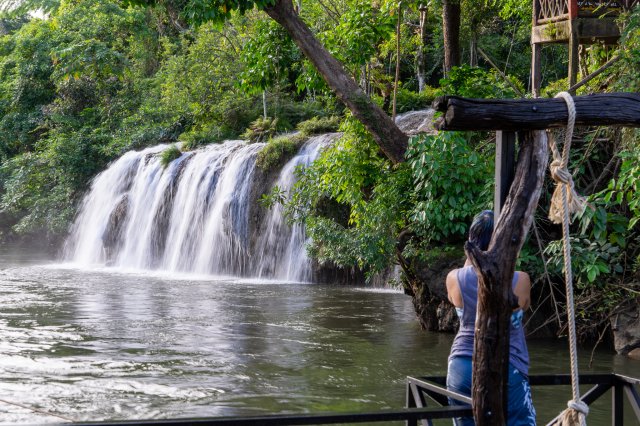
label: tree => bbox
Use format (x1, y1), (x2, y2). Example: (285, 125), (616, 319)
(442, 0), (461, 73)
(134, 0), (409, 164)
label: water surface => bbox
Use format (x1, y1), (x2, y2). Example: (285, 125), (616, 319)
(0, 249), (637, 424)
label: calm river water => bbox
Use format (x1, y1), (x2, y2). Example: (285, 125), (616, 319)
(0, 248), (637, 424)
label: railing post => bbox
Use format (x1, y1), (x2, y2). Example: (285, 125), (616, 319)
(624, 382), (640, 421)
(406, 381), (418, 426)
(613, 381), (624, 426)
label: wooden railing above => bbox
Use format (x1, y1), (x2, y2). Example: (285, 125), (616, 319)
(534, 0), (638, 25)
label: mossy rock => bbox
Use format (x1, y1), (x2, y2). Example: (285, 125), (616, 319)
(255, 133), (306, 171)
(159, 145), (182, 168)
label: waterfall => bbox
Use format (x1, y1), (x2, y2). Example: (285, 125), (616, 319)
(253, 136), (333, 282)
(64, 135), (334, 281)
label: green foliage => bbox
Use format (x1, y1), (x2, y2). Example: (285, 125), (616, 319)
(158, 22), (262, 139)
(159, 144), (182, 168)
(181, 0), (275, 25)
(545, 237), (622, 286)
(393, 86), (438, 113)
(439, 65), (521, 98)
(286, 117), (412, 276)
(406, 131), (492, 243)
(255, 133), (304, 170)
(295, 116), (340, 135)
(0, 19), (57, 158)
(541, 77), (569, 98)
(616, 7), (640, 92)
(576, 136), (640, 271)
(242, 116), (279, 142)
(320, 0), (395, 70)
(238, 19), (299, 94)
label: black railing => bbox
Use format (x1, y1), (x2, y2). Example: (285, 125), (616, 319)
(407, 373), (640, 426)
(54, 373), (638, 426)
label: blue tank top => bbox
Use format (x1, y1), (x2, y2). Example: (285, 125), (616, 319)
(449, 265), (530, 375)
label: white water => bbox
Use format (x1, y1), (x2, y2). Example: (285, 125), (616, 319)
(254, 141), (329, 282)
(65, 135), (334, 281)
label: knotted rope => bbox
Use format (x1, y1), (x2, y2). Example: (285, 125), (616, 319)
(550, 91), (588, 426)
(548, 92), (587, 224)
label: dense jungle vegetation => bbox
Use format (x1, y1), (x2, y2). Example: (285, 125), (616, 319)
(0, 0), (639, 348)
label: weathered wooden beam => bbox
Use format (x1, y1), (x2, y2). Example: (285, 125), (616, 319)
(467, 130), (549, 425)
(433, 93), (640, 131)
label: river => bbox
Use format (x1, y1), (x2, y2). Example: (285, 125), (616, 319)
(0, 247), (637, 424)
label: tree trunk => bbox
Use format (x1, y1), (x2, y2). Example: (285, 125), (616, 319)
(466, 130), (548, 425)
(416, 4), (429, 93)
(442, 0), (461, 73)
(392, 4), (402, 120)
(264, 0), (408, 164)
(469, 36), (477, 67)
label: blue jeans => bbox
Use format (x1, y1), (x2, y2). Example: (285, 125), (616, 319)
(446, 356), (536, 425)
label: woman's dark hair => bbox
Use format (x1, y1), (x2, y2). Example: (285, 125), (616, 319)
(468, 210), (494, 251)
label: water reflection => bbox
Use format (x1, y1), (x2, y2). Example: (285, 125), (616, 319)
(0, 256), (637, 424)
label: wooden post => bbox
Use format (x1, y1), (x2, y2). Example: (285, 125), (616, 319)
(531, 43), (542, 98)
(568, 0), (580, 92)
(531, 0), (541, 97)
(494, 131), (516, 220)
(469, 130), (549, 425)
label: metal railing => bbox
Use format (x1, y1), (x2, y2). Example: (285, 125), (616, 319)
(407, 373), (640, 426)
(52, 373), (638, 426)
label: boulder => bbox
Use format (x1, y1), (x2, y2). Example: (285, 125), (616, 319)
(628, 348), (640, 360)
(611, 298), (640, 356)
(395, 109), (437, 136)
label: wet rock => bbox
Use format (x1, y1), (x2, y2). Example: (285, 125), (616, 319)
(102, 195), (129, 262)
(395, 109), (437, 136)
(401, 245), (465, 332)
(628, 348), (640, 360)
(611, 299), (640, 355)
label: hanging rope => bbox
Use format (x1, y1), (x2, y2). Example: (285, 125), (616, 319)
(549, 91), (589, 426)
(548, 92), (587, 224)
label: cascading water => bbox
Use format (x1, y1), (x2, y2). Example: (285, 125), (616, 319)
(253, 137), (332, 282)
(64, 135), (334, 281)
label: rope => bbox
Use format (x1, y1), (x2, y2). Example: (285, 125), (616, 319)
(548, 92), (587, 225)
(550, 92), (588, 426)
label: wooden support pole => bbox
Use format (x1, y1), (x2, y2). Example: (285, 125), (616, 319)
(433, 93), (640, 131)
(568, 19), (580, 93)
(531, 43), (542, 98)
(468, 130), (549, 425)
(531, 0), (541, 97)
(494, 131), (516, 220)
(567, 0), (579, 92)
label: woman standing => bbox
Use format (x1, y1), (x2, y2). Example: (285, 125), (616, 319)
(445, 210), (536, 425)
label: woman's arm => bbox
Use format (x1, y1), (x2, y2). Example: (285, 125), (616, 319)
(513, 271), (531, 311)
(446, 269), (463, 308)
